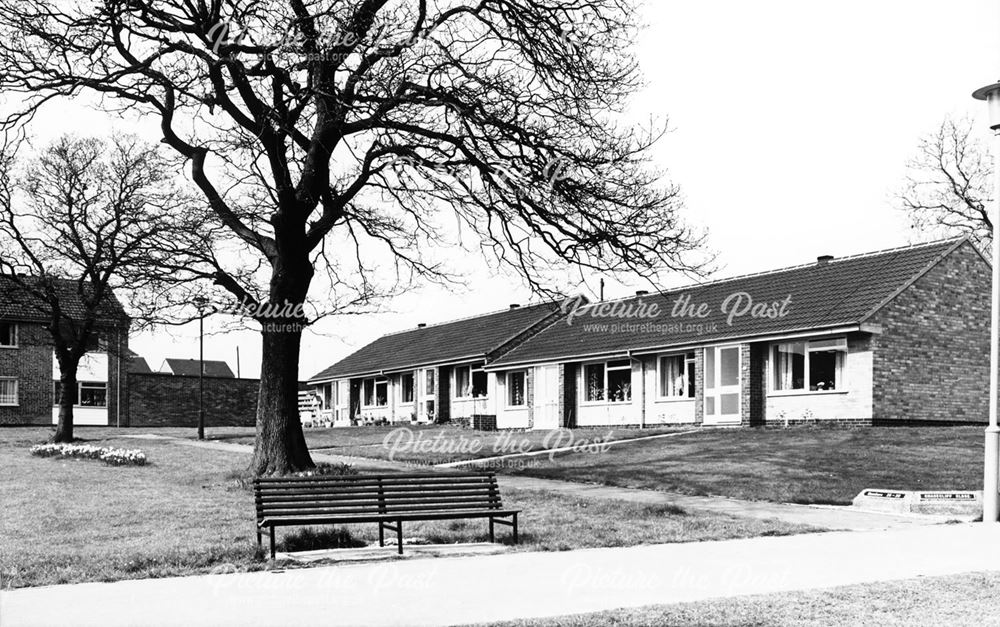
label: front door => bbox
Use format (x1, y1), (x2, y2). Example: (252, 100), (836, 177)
(704, 345), (741, 425)
(532, 365), (560, 429)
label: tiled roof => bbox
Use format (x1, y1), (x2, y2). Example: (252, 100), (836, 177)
(0, 276), (128, 324)
(308, 301), (562, 382)
(490, 238), (973, 367)
(128, 356), (152, 374)
(163, 358), (236, 378)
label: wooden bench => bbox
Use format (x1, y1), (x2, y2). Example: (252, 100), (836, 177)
(253, 472), (520, 559)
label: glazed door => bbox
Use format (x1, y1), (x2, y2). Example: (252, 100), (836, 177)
(703, 346), (741, 425)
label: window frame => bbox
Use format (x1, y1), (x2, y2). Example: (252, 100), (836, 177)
(506, 370), (527, 408)
(361, 376), (389, 408)
(53, 380), (109, 408)
(582, 359), (633, 405)
(399, 372), (415, 404)
(657, 353), (696, 400)
(454, 365), (489, 400)
(769, 337), (848, 395)
(0, 322), (18, 348)
(0, 377), (17, 406)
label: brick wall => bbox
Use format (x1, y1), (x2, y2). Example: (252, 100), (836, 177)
(748, 343), (767, 426)
(872, 241), (991, 423)
(0, 322), (53, 425)
(126, 373), (258, 427)
(436, 365), (451, 423)
(694, 349), (704, 424)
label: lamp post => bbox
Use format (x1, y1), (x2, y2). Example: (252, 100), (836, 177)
(972, 81), (1000, 523)
(194, 296), (208, 440)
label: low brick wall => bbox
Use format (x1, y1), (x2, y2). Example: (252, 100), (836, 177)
(126, 372), (258, 427)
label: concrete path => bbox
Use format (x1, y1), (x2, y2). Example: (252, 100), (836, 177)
(135, 435), (953, 531)
(4, 524), (1000, 627)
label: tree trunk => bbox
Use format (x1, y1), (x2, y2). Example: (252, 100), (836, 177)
(53, 364), (78, 443)
(251, 320), (314, 475)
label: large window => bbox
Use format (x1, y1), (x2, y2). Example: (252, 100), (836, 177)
(584, 359), (632, 403)
(400, 373), (415, 403)
(52, 381), (107, 407)
(455, 365), (488, 399)
(0, 323), (17, 347)
(363, 377), (388, 407)
(772, 338), (846, 392)
(658, 353), (695, 398)
(0, 378), (17, 405)
(507, 371), (526, 407)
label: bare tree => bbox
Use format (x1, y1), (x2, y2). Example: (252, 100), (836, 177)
(0, 1), (705, 473)
(0, 134), (204, 442)
(898, 116), (993, 252)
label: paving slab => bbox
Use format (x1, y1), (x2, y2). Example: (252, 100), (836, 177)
(3, 524), (999, 627)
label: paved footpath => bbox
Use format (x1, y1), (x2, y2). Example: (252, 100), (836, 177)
(145, 436), (954, 532)
(3, 524), (1000, 626)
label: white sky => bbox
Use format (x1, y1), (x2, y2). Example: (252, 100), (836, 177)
(23, 1), (1000, 380)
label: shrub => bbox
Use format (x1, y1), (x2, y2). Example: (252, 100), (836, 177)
(29, 443), (147, 467)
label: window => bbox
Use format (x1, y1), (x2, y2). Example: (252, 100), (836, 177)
(585, 363), (605, 401)
(52, 381), (107, 407)
(363, 377), (388, 407)
(0, 378), (17, 405)
(507, 371), (526, 407)
(658, 353), (695, 398)
(455, 366), (488, 399)
(455, 366), (471, 398)
(425, 369), (436, 396)
(584, 359), (632, 403)
(400, 373), (415, 403)
(0, 323), (16, 347)
(772, 338), (846, 392)
(79, 382), (107, 407)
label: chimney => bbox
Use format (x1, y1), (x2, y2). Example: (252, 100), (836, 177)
(417, 323), (427, 328)
(817, 255), (834, 265)
(509, 304), (520, 309)
(635, 290), (649, 296)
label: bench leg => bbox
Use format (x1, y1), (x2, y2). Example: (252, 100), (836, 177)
(512, 513), (518, 544)
(256, 529), (262, 550)
(489, 518), (495, 543)
(396, 520), (403, 555)
(379, 522), (385, 547)
(270, 526), (276, 560)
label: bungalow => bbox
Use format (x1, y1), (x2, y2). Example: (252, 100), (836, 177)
(307, 301), (572, 426)
(486, 237), (990, 428)
(310, 237), (991, 430)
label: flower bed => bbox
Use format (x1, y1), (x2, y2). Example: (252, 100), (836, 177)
(29, 443), (147, 466)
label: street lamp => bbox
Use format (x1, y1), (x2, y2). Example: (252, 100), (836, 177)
(193, 296), (209, 440)
(972, 81), (1000, 523)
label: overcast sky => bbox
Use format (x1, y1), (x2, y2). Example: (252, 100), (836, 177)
(27, 1), (1000, 379)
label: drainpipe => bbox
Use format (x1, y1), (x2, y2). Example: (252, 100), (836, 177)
(627, 350), (645, 429)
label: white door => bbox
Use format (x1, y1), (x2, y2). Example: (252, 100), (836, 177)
(532, 365), (560, 429)
(704, 346), (741, 425)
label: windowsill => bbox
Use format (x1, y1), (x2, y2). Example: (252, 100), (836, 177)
(581, 400), (633, 407)
(769, 389), (848, 398)
(399, 400), (415, 405)
(505, 405), (528, 410)
(654, 397), (696, 404)
(361, 405), (389, 410)
(0, 345), (18, 349)
(454, 396), (489, 401)
(54, 406), (108, 409)
(0, 403), (18, 407)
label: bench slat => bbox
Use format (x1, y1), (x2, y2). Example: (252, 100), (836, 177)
(260, 508), (520, 526)
(256, 488), (496, 502)
(254, 473), (493, 485)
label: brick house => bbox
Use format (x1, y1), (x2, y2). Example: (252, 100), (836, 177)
(307, 302), (573, 426)
(312, 237), (991, 429)
(0, 278), (130, 426)
(486, 237), (990, 428)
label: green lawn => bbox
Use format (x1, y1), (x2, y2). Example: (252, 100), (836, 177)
(226, 424), (690, 464)
(0, 427), (810, 589)
(503, 426), (984, 505)
(476, 571), (1000, 626)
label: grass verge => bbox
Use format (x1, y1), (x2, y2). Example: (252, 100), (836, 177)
(0, 427), (812, 589)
